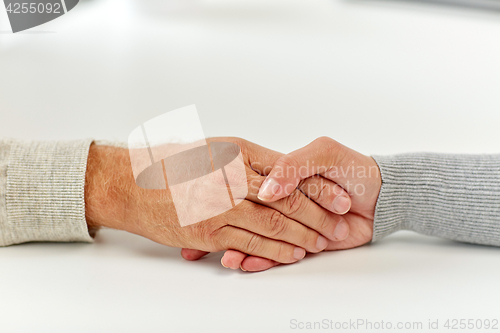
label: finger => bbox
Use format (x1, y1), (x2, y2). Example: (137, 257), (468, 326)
(241, 256), (280, 272)
(324, 214), (372, 251)
(298, 175), (351, 215)
(221, 250), (247, 270)
(257, 137), (360, 202)
(229, 201), (329, 252)
(222, 250), (280, 272)
(246, 178), (350, 242)
(206, 137), (283, 177)
(244, 143), (283, 177)
(237, 215), (367, 268)
(215, 226), (306, 264)
(181, 248), (210, 261)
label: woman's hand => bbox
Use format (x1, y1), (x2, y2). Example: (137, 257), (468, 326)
(198, 137), (382, 271)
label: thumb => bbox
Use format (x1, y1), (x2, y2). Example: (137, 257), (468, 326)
(257, 137), (352, 202)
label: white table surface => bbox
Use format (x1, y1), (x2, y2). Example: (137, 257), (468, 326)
(1, 0), (500, 332)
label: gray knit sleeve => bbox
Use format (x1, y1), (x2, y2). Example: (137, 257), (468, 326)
(0, 139), (94, 246)
(371, 153), (500, 246)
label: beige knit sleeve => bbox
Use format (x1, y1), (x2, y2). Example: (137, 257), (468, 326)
(0, 139), (94, 246)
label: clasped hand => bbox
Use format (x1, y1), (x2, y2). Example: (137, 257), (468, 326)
(85, 137), (381, 272)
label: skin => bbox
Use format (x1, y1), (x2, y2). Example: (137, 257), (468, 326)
(182, 137), (383, 272)
(85, 137), (353, 264)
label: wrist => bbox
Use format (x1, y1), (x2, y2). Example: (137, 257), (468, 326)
(85, 144), (134, 232)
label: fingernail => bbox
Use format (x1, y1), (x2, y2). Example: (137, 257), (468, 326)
(240, 264), (248, 272)
(257, 177), (281, 201)
(333, 219), (349, 240)
(293, 247), (306, 260)
(221, 258), (229, 269)
(316, 235), (328, 251)
(332, 195), (350, 214)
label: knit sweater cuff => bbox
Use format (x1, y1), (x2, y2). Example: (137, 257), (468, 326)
(2, 139), (94, 246)
(371, 153), (500, 246)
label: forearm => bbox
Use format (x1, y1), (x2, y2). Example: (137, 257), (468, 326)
(84, 144), (180, 245)
(372, 153), (500, 246)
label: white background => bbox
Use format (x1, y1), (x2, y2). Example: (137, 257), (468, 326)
(1, 0), (500, 332)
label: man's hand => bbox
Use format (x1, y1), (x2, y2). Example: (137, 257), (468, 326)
(210, 137), (382, 271)
(84, 137), (353, 265)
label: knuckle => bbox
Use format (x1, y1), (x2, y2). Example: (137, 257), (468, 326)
(228, 136), (245, 145)
(282, 189), (306, 216)
(316, 137), (340, 156)
(317, 183), (338, 206)
(300, 230), (314, 250)
(332, 183), (345, 196)
(313, 136), (335, 148)
(248, 175), (263, 193)
(304, 177), (328, 202)
(275, 242), (284, 261)
(206, 224), (228, 250)
(275, 242), (294, 263)
(276, 154), (299, 173)
(318, 213), (332, 234)
(245, 234), (262, 253)
(268, 210), (288, 238)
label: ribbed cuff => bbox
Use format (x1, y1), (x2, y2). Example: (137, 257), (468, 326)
(4, 139), (94, 246)
(371, 153), (500, 246)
